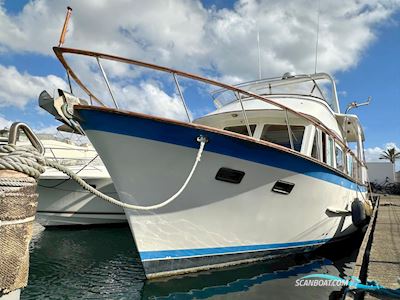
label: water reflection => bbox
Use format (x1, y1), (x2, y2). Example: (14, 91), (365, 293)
(22, 225), (362, 300)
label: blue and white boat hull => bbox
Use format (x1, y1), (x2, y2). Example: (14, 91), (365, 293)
(76, 107), (366, 278)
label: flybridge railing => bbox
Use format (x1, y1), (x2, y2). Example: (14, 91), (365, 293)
(211, 73), (339, 112)
(53, 46), (367, 181)
(44, 145), (104, 170)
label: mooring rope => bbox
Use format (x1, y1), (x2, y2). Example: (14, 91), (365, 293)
(0, 144), (45, 179)
(0, 136), (207, 210)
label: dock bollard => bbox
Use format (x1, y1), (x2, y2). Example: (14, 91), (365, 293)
(0, 123), (45, 300)
(0, 171), (38, 299)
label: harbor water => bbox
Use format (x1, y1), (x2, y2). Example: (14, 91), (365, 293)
(21, 225), (364, 299)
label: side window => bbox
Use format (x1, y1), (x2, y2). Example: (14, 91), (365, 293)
(353, 159), (359, 181)
(260, 125), (305, 151)
(321, 132), (327, 163)
(326, 136), (335, 167)
(311, 131), (320, 160)
(347, 154), (353, 177)
(290, 126), (305, 152)
(335, 145), (345, 172)
(224, 125), (256, 136)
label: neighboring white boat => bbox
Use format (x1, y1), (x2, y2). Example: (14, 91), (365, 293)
(45, 46), (369, 278)
(36, 138), (126, 226)
(0, 130), (126, 226)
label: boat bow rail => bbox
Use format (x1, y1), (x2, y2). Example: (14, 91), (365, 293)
(48, 46), (367, 186)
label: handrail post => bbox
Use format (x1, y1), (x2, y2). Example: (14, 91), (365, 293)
(285, 109), (294, 150)
(172, 73), (191, 122)
(67, 71), (73, 94)
(96, 57), (119, 109)
(49, 148), (58, 163)
(236, 92), (252, 137)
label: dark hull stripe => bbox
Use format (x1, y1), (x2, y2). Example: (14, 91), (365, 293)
(140, 238), (330, 261)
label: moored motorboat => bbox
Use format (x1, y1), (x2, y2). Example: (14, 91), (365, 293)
(0, 129), (126, 226)
(42, 43), (370, 278)
(36, 138), (125, 226)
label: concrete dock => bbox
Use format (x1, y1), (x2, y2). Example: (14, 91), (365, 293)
(348, 195), (400, 299)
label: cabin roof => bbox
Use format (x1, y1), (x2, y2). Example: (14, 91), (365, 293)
(335, 113), (365, 142)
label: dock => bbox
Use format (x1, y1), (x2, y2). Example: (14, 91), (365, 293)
(348, 194), (400, 299)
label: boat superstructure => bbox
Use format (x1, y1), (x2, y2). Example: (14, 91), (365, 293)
(42, 44), (369, 278)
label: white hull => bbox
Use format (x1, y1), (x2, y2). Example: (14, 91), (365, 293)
(37, 177), (126, 226)
(84, 126), (365, 278)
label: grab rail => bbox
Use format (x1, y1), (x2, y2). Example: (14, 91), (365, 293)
(8, 122), (45, 155)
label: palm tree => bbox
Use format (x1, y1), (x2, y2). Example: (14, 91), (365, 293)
(380, 147), (400, 182)
(380, 147), (400, 163)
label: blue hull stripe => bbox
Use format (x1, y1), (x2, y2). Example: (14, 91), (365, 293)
(77, 108), (367, 192)
(139, 238), (331, 260)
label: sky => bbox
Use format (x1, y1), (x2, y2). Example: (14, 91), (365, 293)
(0, 0), (399, 165)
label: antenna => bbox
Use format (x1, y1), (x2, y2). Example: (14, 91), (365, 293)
(314, 0), (320, 74)
(257, 30), (261, 79)
(345, 97), (372, 114)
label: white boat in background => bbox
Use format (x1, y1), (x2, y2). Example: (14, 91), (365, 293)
(36, 138), (126, 226)
(0, 130), (126, 226)
(42, 44), (371, 279)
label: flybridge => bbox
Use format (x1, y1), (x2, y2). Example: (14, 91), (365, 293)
(212, 72), (340, 113)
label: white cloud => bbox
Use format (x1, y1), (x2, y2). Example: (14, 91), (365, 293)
(0, 64), (68, 108)
(0, 115), (12, 129)
(0, 0), (399, 126)
(365, 142), (400, 162)
(117, 81), (190, 121)
(0, 0), (399, 83)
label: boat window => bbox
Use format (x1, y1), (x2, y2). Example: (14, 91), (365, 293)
(260, 125), (305, 151)
(353, 160), (360, 181)
(322, 132), (327, 163)
(347, 154), (353, 177)
(311, 131), (320, 160)
(224, 125), (256, 136)
(326, 136), (335, 167)
(335, 145), (345, 172)
(212, 77), (336, 111)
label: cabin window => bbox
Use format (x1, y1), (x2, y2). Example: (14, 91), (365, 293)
(347, 154), (353, 177)
(326, 136), (335, 167)
(353, 160), (360, 181)
(311, 131), (320, 160)
(224, 125), (256, 136)
(335, 145), (345, 172)
(322, 132), (327, 163)
(260, 125), (305, 151)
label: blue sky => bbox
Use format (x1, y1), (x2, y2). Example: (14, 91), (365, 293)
(0, 0), (399, 163)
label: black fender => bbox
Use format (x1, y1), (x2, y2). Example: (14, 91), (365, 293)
(351, 198), (366, 227)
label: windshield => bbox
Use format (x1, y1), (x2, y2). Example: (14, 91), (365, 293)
(212, 76), (336, 111)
